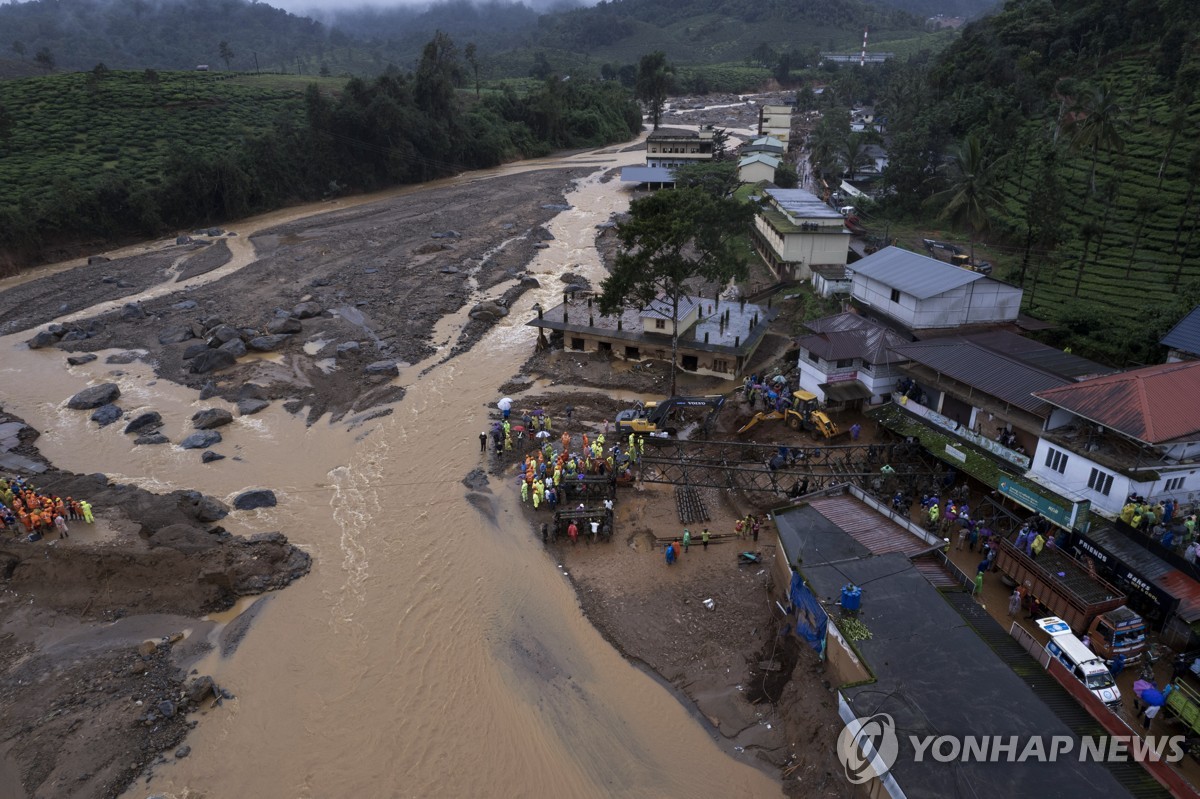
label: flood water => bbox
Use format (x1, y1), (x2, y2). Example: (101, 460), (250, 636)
(0, 143), (782, 798)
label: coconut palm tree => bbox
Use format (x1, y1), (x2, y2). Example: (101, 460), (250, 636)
(1065, 83), (1128, 194)
(926, 133), (1004, 261)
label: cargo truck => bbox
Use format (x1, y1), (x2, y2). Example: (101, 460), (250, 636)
(996, 533), (1146, 663)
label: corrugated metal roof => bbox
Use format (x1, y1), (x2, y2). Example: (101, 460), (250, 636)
(764, 188), (843, 220)
(892, 337), (1072, 415)
(808, 495), (929, 557)
(1034, 360), (1200, 445)
(751, 136), (785, 148)
(620, 166), (676, 184)
(957, 331), (1114, 379)
(1084, 526), (1200, 623)
(850, 246), (985, 299)
(738, 153), (781, 168)
(1161, 305), (1200, 356)
(798, 313), (909, 365)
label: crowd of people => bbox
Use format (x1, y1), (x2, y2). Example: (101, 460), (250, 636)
(0, 474), (94, 541)
(502, 407), (649, 544)
(1119, 496), (1199, 559)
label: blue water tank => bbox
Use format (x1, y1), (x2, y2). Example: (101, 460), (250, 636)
(841, 584), (862, 612)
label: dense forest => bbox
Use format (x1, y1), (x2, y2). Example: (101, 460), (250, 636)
(0, 33), (641, 271)
(847, 0), (1200, 365)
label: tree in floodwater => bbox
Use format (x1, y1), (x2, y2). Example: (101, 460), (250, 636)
(598, 187), (753, 396)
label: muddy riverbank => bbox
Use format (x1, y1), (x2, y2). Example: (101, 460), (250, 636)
(0, 409), (309, 799)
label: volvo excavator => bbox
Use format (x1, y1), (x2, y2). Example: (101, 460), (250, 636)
(615, 395), (726, 437)
(736, 390), (844, 440)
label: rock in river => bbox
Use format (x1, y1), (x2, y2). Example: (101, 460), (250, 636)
(237, 398), (269, 416)
(201, 450), (225, 464)
(66, 353), (98, 366)
(67, 383), (121, 410)
(90, 404), (123, 426)
(124, 411), (162, 435)
(180, 430), (222, 450)
(234, 489), (277, 511)
(363, 360), (400, 377)
(134, 432), (170, 446)
(192, 408), (233, 430)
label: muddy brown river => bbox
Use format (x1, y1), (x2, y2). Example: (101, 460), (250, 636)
(0, 144), (781, 797)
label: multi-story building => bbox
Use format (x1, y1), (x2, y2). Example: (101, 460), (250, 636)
(750, 188), (849, 281)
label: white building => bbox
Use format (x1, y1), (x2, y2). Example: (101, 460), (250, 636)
(795, 312), (910, 407)
(850, 246), (1023, 332)
(759, 105), (793, 144)
(737, 153), (780, 184)
(1028, 360), (1200, 517)
(750, 188), (849, 281)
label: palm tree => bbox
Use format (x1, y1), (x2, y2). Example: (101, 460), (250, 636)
(1065, 83), (1127, 194)
(839, 133), (870, 179)
(926, 133), (1004, 261)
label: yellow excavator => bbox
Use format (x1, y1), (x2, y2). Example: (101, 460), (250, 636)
(737, 390), (844, 439)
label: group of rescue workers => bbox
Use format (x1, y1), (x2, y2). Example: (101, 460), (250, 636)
(0, 474), (95, 540)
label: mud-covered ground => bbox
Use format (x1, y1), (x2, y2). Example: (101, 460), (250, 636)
(0, 410), (310, 799)
(6, 169), (585, 424)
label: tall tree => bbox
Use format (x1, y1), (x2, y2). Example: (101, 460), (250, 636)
(635, 51), (673, 130)
(927, 133), (1003, 260)
(598, 187), (753, 396)
(414, 31), (462, 118)
(219, 41), (234, 70)
(839, 132), (870, 179)
(464, 42), (480, 98)
(1065, 83), (1127, 194)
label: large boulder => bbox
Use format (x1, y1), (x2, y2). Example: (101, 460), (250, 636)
(124, 411), (163, 435)
(201, 450), (225, 463)
(190, 349), (236, 374)
(192, 408), (233, 430)
(247, 334), (290, 352)
(195, 495), (229, 522)
(207, 324), (241, 346)
(219, 338), (247, 358)
(199, 380), (220, 400)
(266, 317), (303, 335)
(67, 353), (98, 366)
(180, 430), (222, 450)
(158, 326), (195, 345)
(233, 489), (277, 511)
(120, 303), (145, 320)
(468, 301), (509, 322)
(237, 398), (270, 416)
(292, 301), (322, 319)
(363, 360), (400, 377)
(67, 383), (121, 410)
(134, 432), (170, 446)
(182, 342), (211, 360)
(27, 330), (60, 349)
(90, 404), (123, 427)
(336, 341), (360, 357)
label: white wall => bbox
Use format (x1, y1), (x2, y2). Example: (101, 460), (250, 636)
(797, 349), (903, 403)
(852, 276), (1022, 330)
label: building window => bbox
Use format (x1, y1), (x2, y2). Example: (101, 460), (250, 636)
(1087, 467), (1114, 497)
(1044, 447), (1068, 475)
(713, 359), (729, 373)
(654, 319), (666, 330)
(836, 359), (854, 369)
(860, 361), (872, 373)
(570, 338), (584, 351)
(807, 350), (820, 364)
(1165, 476), (1187, 492)
(889, 288), (901, 303)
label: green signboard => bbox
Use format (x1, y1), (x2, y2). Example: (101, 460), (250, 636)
(997, 478), (1090, 532)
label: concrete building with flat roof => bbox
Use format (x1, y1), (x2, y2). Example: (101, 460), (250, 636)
(751, 188), (849, 281)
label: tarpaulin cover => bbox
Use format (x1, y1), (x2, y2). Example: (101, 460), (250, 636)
(789, 572), (829, 655)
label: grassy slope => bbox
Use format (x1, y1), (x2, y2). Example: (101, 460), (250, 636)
(0, 71), (342, 212)
(990, 60), (1200, 336)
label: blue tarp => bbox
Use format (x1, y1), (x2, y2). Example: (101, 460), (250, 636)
(789, 572), (828, 655)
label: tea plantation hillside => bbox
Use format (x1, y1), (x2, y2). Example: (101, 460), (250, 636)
(0, 70), (339, 218)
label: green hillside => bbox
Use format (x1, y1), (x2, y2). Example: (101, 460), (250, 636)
(871, 0), (1200, 365)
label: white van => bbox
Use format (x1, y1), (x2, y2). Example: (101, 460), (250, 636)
(1036, 617), (1121, 708)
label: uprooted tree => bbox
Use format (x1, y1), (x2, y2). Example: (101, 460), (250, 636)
(598, 187), (753, 396)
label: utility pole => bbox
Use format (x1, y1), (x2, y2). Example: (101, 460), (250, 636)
(253, 51), (260, 73)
